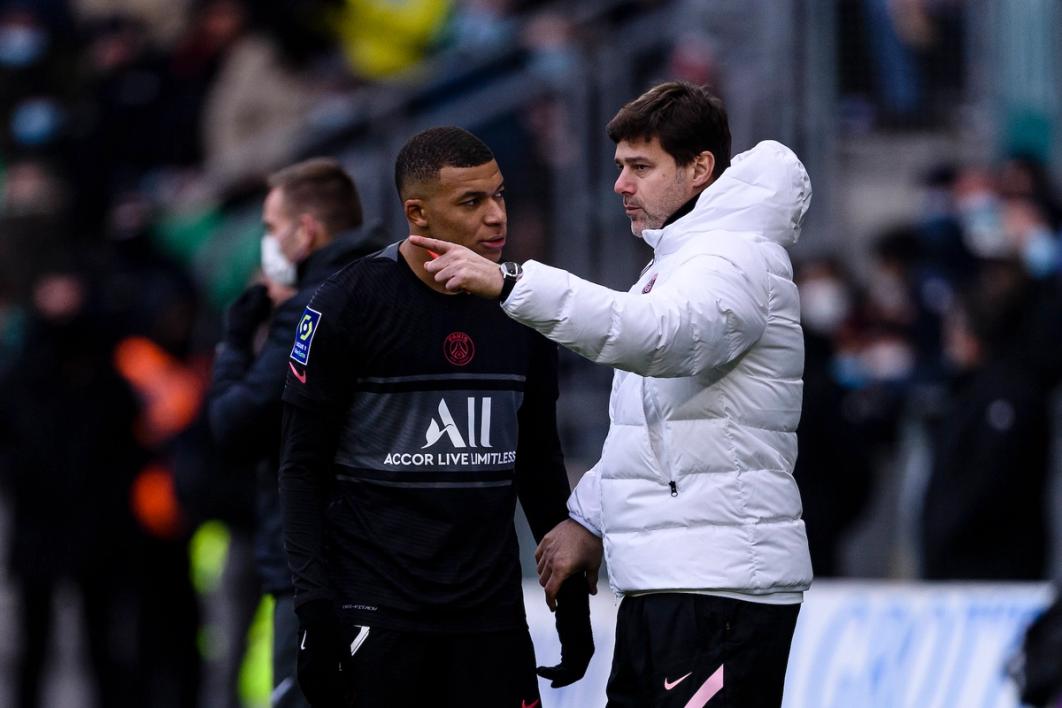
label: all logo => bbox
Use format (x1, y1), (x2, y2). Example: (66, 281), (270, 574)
(642, 273), (658, 294)
(443, 331), (475, 366)
(422, 397), (492, 449)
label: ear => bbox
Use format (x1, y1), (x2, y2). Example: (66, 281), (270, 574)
(404, 199), (429, 230)
(690, 151), (716, 189)
(296, 213), (320, 251)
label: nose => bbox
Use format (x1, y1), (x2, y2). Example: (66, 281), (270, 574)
(614, 168), (634, 196)
(485, 197), (505, 225)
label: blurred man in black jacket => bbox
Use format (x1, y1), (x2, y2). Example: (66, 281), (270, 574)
(208, 157), (387, 707)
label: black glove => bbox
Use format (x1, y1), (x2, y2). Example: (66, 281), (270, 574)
(536, 574), (594, 688)
(224, 284), (272, 347)
(294, 599), (347, 708)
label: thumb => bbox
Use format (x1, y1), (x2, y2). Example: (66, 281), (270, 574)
(587, 566), (599, 596)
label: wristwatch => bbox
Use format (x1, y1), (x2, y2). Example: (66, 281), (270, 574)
(497, 261), (522, 301)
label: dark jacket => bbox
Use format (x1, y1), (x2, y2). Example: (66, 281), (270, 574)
(920, 359), (1051, 580)
(209, 224), (388, 592)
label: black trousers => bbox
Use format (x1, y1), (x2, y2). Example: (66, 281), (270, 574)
(606, 594), (800, 708)
(340, 624), (541, 708)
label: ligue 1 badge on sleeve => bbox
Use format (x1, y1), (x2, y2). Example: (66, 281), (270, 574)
(290, 306), (322, 365)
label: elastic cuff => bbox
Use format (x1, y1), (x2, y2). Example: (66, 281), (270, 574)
(568, 512), (602, 538)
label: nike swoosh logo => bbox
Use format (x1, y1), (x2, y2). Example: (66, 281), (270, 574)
(521, 701), (540, 708)
(289, 361), (307, 384)
(299, 630), (307, 651)
(664, 671), (693, 690)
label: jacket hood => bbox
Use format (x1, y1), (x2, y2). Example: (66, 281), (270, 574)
(299, 220), (390, 285)
(643, 140), (812, 251)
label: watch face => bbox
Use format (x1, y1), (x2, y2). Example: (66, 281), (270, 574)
(502, 262), (519, 277)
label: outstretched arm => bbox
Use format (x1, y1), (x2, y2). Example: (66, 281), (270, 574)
(407, 234), (769, 378)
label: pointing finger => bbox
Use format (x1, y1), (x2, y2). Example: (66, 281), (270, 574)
(408, 235), (452, 253)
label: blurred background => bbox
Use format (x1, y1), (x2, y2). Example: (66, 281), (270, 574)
(0, 0), (1059, 706)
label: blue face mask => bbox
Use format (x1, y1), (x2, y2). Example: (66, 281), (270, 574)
(958, 191), (1008, 258)
(10, 97), (63, 146)
(0, 25), (47, 68)
(1022, 228), (1060, 279)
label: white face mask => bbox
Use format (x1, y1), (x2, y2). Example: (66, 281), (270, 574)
(800, 278), (851, 336)
(261, 234), (296, 286)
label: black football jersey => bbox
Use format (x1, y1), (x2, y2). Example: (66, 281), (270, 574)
(280, 242), (569, 633)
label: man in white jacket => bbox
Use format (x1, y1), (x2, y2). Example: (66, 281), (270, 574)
(410, 81), (813, 707)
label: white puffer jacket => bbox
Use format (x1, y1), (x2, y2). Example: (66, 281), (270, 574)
(503, 141), (813, 596)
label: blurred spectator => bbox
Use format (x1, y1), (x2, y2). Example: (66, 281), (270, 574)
(200, 31), (326, 192)
(793, 258), (875, 576)
(920, 272), (1052, 580)
(839, 0), (965, 131)
(446, 0), (518, 55)
(74, 0), (191, 46)
(998, 153), (1062, 229)
(0, 269), (144, 708)
(333, 0), (451, 80)
(157, 0), (249, 168)
(66, 13), (170, 234)
(99, 191), (201, 358)
(0, 5), (77, 161)
(207, 157), (387, 707)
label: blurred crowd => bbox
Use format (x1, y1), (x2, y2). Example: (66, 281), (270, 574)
(0, 1), (665, 706)
(794, 153), (1062, 579)
(0, 0), (1059, 706)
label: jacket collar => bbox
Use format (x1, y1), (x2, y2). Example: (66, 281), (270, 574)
(641, 191), (705, 251)
(640, 141), (812, 256)
(297, 221), (389, 285)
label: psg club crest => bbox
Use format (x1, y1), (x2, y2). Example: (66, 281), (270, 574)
(443, 331), (475, 366)
(642, 274), (658, 294)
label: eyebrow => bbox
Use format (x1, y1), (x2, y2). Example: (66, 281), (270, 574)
(616, 155), (654, 165)
(455, 182), (505, 201)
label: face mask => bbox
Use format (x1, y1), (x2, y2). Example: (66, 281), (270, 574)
(261, 234), (296, 286)
(957, 191), (1010, 258)
(800, 278), (850, 335)
(10, 97), (62, 146)
(0, 25), (47, 67)
(1021, 227), (1060, 279)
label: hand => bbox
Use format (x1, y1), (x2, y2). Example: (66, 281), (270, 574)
(535, 519), (603, 610)
(536, 575), (594, 688)
(294, 600), (347, 707)
(406, 235), (504, 298)
(224, 283), (272, 346)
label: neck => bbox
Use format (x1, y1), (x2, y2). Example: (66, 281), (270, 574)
(399, 237), (456, 294)
(663, 191), (703, 229)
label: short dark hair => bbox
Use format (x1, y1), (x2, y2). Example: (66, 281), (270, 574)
(394, 127), (495, 198)
(268, 157), (363, 234)
(607, 81), (731, 179)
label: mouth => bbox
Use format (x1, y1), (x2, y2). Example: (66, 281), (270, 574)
(480, 235), (506, 251)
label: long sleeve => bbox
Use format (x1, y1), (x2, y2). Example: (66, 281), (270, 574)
(208, 303), (300, 456)
(514, 333), (571, 542)
(501, 250), (769, 379)
(278, 402), (343, 606)
(567, 462), (603, 537)
(277, 283), (356, 607)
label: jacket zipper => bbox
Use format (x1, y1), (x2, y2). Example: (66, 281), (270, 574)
(669, 481), (678, 497)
